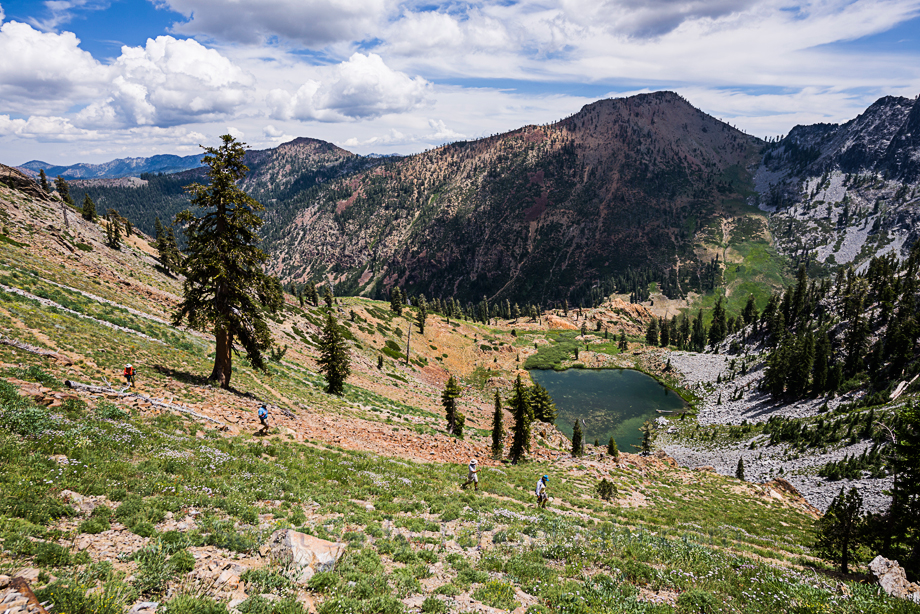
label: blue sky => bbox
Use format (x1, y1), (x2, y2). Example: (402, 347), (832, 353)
(1, 0), (919, 164)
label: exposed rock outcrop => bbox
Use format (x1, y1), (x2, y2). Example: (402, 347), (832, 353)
(870, 556), (920, 603)
(260, 529), (347, 583)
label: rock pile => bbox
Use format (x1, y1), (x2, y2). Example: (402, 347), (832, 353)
(0, 576), (48, 614)
(260, 529), (347, 583)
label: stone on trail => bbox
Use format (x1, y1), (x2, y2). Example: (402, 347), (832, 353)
(870, 556), (920, 603)
(260, 529), (346, 583)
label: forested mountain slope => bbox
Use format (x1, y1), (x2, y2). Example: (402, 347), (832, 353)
(68, 137), (376, 241)
(268, 91), (763, 305)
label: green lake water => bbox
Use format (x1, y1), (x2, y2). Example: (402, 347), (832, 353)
(529, 368), (687, 452)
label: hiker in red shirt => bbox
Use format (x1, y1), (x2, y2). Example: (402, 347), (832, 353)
(123, 363), (136, 387)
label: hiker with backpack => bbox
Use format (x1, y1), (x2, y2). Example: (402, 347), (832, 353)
(536, 475), (549, 508)
(123, 363), (136, 387)
(462, 459), (478, 491)
(257, 405), (270, 433)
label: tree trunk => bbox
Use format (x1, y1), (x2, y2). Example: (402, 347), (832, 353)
(210, 327), (232, 388)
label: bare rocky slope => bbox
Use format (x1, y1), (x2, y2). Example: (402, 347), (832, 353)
(756, 94), (920, 272)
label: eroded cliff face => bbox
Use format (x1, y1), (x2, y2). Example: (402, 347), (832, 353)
(267, 91), (761, 303)
(757, 95), (920, 271)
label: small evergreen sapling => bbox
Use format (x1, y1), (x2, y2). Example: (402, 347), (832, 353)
(571, 419), (584, 457)
(596, 478), (617, 501)
(442, 376), (462, 435)
(736, 458), (745, 481)
(607, 436), (619, 459)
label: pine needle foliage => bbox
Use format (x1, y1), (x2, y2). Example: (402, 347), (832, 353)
(442, 376), (462, 435)
(318, 312), (351, 396)
(508, 375), (532, 464)
(490, 390), (504, 459)
(173, 135), (283, 388)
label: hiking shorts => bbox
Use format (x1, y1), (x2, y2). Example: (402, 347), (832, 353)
(468, 472), (478, 483)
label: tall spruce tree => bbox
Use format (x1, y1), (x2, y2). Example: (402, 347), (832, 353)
(318, 312), (351, 395)
(815, 487), (863, 574)
(323, 285), (334, 309)
(742, 294), (758, 325)
(645, 318), (659, 346)
(81, 194), (96, 221)
(571, 419), (584, 457)
(490, 390), (504, 459)
(105, 211), (121, 248)
(530, 383), (557, 423)
(442, 376), (462, 435)
(38, 169), (49, 193)
(416, 294), (427, 334)
(390, 286), (404, 315)
(618, 331), (628, 352)
(736, 458), (745, 481)
(172, 135), (283, 388)
(508, 375), (532, 464)
(709, 297), (728, 346)
(636, 420), (654, 455)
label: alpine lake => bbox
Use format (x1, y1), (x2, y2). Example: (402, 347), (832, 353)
(529, 368), (688, 452)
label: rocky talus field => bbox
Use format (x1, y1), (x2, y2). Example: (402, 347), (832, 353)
(1, 177), (919, 613)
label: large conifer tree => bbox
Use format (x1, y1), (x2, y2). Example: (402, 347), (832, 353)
(530, 383), (557, 424)
(508, 375), (532, 464)
(490, 390), (504, 459)
(318, 312), (351, 395)
(173, 135), (283, 388)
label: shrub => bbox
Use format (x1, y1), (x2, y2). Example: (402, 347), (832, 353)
(242, 568), (296, 594)
(161, 595), (229, 614)
(169, 549), (196, 574)
(33, 541), (73, 567)
(78, 516), (110, 534)
(0, 386), (52, 436)
(596, 478), (617, 501)
(35, 577), (132, 614)
(237, 596), (306, 614)
(433, 583), (461, 596)
(132, 540), (173, 596)
(472, 580), (519, 611)
(676, 588), (720, 613)
(307, 571), (340, 594)
(95, 400), (128, 420)
(420, 597), (448, 614)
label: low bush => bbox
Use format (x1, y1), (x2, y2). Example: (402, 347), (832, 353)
(95, 400), (128, 420)
(161, 595), (229, 614)
(35, 576), (133, 614)
(236, 596), (307, 614)
(472, 580), (519, 611)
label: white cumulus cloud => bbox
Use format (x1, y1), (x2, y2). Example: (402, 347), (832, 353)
(269, 53), (429, 122)
(75, 36), (254, 128)
(0, 20), (107, 114)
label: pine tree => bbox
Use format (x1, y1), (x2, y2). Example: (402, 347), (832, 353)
(607, 436), (619, 459)
(490, 390), (504, 459)
(530, 383), (557, 423)
(318, 312), (351, 395)
(323, 285), (334, 309)
(81, 194), (96, 221)
(571, 419), (584, 457)
(709, 297), (728, 346)
(54, 176), (74, 206)
(508, 375), (532, 464)
(442, 376), (462, 435)
(736, 458), (745, 481)
(38, 169), (49, 193)
(618, 332), (628, 352)
(691, 309), (707, 352)
(124, 220), (132, 236)
(308, 284), (319, 307)
(416, 294), (427, 334)
(660, 318), (670, 347)
(742, 294), (758, 325)
(390, 286), (403, 316)
(636, 420), (654, 455)
(172, 135), (283, 389)
(105, 211), (121, 248)
(815, 487), (864, 574)
(645, 318), (659, 346)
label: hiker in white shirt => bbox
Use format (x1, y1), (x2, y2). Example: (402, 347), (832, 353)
(462, 459), (479, 491)
(536, 475), (549, 508)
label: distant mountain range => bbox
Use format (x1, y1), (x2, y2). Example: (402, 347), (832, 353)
(64, 91), (920, 305)
(18, 154), (205, 180)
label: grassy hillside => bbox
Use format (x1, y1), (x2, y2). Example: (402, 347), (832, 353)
(0, 181), (917, 613)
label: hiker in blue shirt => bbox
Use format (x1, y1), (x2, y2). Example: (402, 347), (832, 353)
(258, 405), (269, 433)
